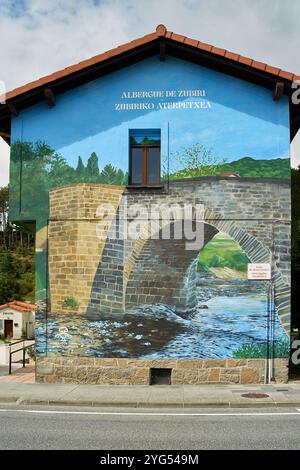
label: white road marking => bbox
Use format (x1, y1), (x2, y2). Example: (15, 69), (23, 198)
(0, 409), (299, 417)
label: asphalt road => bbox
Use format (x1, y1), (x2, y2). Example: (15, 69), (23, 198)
(0, 406), (300, 450)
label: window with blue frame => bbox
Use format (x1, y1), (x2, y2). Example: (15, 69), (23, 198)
(129, 129), (161, 186)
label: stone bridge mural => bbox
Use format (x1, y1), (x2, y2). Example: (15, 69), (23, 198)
(84, 178), (290, 335)
(41, 176), (291, 363)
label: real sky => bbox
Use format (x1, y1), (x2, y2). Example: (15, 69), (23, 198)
(1, 0), (300, 186)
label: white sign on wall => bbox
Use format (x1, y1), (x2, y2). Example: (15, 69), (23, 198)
(247, 263), (271, 280)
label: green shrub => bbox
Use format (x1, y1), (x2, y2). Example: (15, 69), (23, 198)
(26, 345), (36, 361)
(232, 337), (290, 359)
(62, 297), (79, 310)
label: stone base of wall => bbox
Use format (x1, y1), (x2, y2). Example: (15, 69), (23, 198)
(36, 357), (289, 385)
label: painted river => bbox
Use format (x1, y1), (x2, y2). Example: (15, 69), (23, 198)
(36, 277), (288, 359)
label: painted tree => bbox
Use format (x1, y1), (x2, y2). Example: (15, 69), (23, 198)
(172, 143), (227, 177)
(100, 164), (126, 185)
(76, 156), (86, 180)
(86, 152), (100, 181)
(10, 141), (77, 221)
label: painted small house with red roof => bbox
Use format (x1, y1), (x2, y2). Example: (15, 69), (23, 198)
(0, 301), (35, 340)
(219, 173), (240, 178)
(0, 25), (299, 384)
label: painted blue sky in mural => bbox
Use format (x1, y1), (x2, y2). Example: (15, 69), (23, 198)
(12, 56), (290, 172)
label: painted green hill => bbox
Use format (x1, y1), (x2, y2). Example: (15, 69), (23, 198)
(170, 157), (290, 180)
(216, 157), (290, 178)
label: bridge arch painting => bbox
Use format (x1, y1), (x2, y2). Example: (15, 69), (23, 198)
(3, 27), (294, 383)
(38, 178), (289, 365)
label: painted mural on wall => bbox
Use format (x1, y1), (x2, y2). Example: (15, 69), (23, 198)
(36, 229), (289, 360)
(9, 56), (291, 361)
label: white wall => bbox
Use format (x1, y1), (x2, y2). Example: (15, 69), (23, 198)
(0, 309), (35, 339)
(0, 137), (9, 187)
(291, 129), (300, 169)
(0, 340), (35, 365)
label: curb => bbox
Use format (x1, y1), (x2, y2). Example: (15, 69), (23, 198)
(0, 397), (20, 404)
(1, 398), (300, 408)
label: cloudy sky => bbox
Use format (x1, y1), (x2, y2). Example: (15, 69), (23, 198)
(1, 0), (300, 186)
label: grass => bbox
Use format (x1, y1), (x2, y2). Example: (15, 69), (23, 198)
(198, 232), (250, 272)
(232, 337), (290, 359)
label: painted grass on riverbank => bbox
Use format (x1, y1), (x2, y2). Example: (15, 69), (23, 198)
(198, 232), (250, 273)
(233, 337), (290, 359)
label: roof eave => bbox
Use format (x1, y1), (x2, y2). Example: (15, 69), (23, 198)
(1, 27), (300, 142)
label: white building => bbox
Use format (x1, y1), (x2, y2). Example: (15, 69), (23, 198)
(0, 301), (35, 340)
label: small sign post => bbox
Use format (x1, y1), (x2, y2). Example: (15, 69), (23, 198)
(247, 263), (271, 280)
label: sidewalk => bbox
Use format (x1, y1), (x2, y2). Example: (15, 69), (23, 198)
(0, 365), (35, 384)
(0, 379), (300, 408)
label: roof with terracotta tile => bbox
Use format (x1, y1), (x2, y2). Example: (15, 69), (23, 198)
(219, 173), (240, 177)
(2, 24), (300, 104)
(0, 301), (35, 313)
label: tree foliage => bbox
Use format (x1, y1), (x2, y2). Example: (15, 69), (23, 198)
(0, 249), (35, 304)
(0, 186), (8, 231)
(0, 185), (35, 304)
(86, 152), (100, 181)
(292, 167), (300, 328)
(76, 156), (86, 180)
(171, 143), (227, 177)
(169, 146), (290, 180)
(10, 141), (127, 222)
(99, 164), (128, 185)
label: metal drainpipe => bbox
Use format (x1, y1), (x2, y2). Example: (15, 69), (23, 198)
(270, 283), (276, 382)
(269, 224), (276, 383)
(265, 281), (271, 384)
(266, 281), (276, 384)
